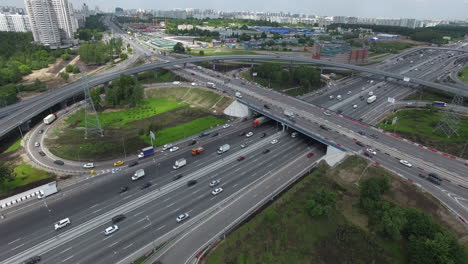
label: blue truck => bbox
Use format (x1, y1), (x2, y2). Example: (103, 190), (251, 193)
(138, 147), (154, 159)
(433, 101), (447, 107)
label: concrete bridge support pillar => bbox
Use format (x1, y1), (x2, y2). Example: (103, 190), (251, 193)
(103, 81), (110, 92)
(153, 70), (158, 78)
(323, 145), (347, 167)
(18, 120), (31, 137)
(183, 63), (187, 68)
(212, 64), (216, 71)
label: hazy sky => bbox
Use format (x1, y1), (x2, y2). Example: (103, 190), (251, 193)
(3, 0), (468, 20)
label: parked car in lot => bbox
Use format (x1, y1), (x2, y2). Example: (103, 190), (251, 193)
(176, 213), (189, 223)
(399, 160), (412, 168)
(211, 187), (223, 196)
(319, 125), (329, 130)
(114, 160), (124, 166)
(237, 156), (245, 161)
(104, 225), (119, 235)
(364, 152), (372, 158)
(209, 179), (220, 187)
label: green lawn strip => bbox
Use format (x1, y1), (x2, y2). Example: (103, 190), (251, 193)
(66, 98), (186, 128)
(405, 87), (468, 107)
(205, 164), (397, 264)
(191, 49), (257, 56)
(140, 116), (226, 146)
(459, 67), (468, 82)
(146, 87), (229, 109)
(3, 137), (22, 153)
(0, 163), (55, 194)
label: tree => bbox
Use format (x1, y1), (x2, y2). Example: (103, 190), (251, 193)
(305, 187), (337, 217)
(61, 53), (71, 60)
(18, 65), (31, 75)
(105, 74), (143, 107)
(72, 66), (80, 74)
(239, 25), (248, 30)
(119, 53), (128, 60)
(127, 47), (132, 53)
(380, 206), (407, 240)
(0, 162), (14, 185)
(173, 42), (185, 53)
(261, 32), (267, 39)
(59, 72), (69, 82)
(239, 33), (251, 41)
(198, 50), (205, 56)
(90, 87), (102, 111)
(65, 64), (74, 73)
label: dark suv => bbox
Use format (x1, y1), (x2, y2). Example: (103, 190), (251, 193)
(24, 256), (41, 264)
(112, 214), (126, 224)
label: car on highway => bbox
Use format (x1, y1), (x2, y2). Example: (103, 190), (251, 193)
(162, 144), (173, 151)
(176, 213), (189, 223)
(187, 180), (197, 187)
(104, 225), (119, 235)
(347, 91), (352, 95)
(83, 163), (94, 169)
(239, 131), (246, 136)
(188, 140), (197, 146)
(169, 146), (179, 152)
(263, 149), (270, 154)
(140, 182), (152, 190)
(355, 141), (365, 147)
(323, 111), (331, 116)
(191, 82), (197, 85)
(38, 151), (46, 157)
(172, 81), (181, 85)
(264, 104), (270, 109)
(270, 139), (278, 144)
(38, 129), (43, 134)
(34, 142), (40, 147)
(209, 179), (220, 187)
(114, 160), (124, 166)
(173, 174), (183, 181)
(222, 124), (231, 129)
(260, 133), (266, 138)
(211, 187), (223, 196)
(211, 132), (219, 137)
(119, 186), (129, 193)
(54, 160), (64, 166)
(112, 214), (126, 224)
(370, 134), (379, 139)
(307, 152), (314, 158)
(128, 161), (138, 167)
(358, 130), (366, 135)
(237, 156), (245, 161)
(23, 256), (41, 264)
(54, 218), (71, 230)
(399, 160), (412, 168)
(319, 125), (329, 130)
(353, 105), (358, 109)
(246, 132), (253, 137)
(366, 148), (377, 155)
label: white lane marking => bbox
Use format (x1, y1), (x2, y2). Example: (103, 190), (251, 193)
(171, 208), (181, 214)
(143, 224), (151, 229)
(62, 255), (74, 262)
(156, 225), (166, 231)
(107, 241), (119, 248)
(8, 238), (21, 245)
(165, 202), (175, 208)
(192, 189), (200, 195)
(10, 243), (24, 251)
(62, 247), (73, 253)
(123, 243), (134, 250)
(233, 167), (242, 172)
(134, 211), (144, 217)
(163, 197), (170, 202)
(210, 196), (217, 200)
(233, 184), (239, 188)
(92, 209), (102, 214)
(90, 204), (99, 209)
(123, 195), (133, 200)
(197, 194), (204, 200)
(137, 218), (146, 223)
(253, 194), (258, 198)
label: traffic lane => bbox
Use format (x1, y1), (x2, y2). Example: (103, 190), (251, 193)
(40, 137), (317, 263)
(0, 124), (278, 247)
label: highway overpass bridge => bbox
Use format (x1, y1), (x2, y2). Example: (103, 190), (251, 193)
(1, 54), (468, 139)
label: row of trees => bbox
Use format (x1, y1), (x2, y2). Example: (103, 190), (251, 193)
(76, 14), (107, 41)
(328, 23), (468, 44)
(90, 74), (143, 110)
(78, 38), (123, 65)
(359, 175), (467, 264)
(251, 63), (321, 90)
(166, 27), (220, 39)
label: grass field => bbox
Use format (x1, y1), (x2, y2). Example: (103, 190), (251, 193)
(66, 98), (186, 128)
(460, 67), (468, 82)
(405, 87), (468, 107)
(0, 163), (55, 194)
(140, 116), (226, 145)
(370, 41), (414, 54)
(204, 156), (468, 264)
(3, 137), (22, 154)
(191, 48), (258, 56)
(240, 71), (320, 96)
(379, 109), (468, 158)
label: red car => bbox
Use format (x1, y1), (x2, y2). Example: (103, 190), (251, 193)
(307, 153), (314, 158)
(239, 132), (246, 136)
(237, 156), (245, 161)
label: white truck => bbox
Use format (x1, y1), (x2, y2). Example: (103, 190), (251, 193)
(207, 82), (216, 88)
(131, 169), (145, 180)
(173, 158), (187, 169)
(37, 181), (58, 199)
(217, 144), (230, 154)
(43, 114), (57, 125)
(235, 92), (242, 98)
(367, 95), (377, 104)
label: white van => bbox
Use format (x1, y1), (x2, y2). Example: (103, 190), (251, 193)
(235, 92), (242, 98)
(132, 169), (145, 181)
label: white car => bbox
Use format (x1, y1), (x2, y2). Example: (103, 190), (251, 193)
(399, 160), (412, 168)
(323, 111), (331, 116)
(54, 218), (71, 230)
(191, 82), (197, 86)
(246, 132), (253, 138)
(176, 213), (189, 223)
(366, 148), (377, 155)
(270, 139), (278, 144)
(353, 104), (358, 109)
(169, 146), (179, 152)
(162, 144), (173, 151)
(172, 81), (181, 85)
(34, 142), (40, 147)
(83, 163), (94, 169)
(222, 124), (231, 129)
(347, 90), (352, 95)
(209, 179), (220, 187)
(104, 225), (119, 235)
(211, 187), (223, 196)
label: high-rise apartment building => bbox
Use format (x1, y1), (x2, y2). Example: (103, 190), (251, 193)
(0, 12), (31, 32)
(24, 0), (77, 48)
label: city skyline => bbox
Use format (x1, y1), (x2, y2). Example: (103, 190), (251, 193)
(1, 0), (468, 20)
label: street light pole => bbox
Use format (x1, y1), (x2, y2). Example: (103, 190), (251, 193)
(122, 137), (127, 159)
(146, 216), (157, 250)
